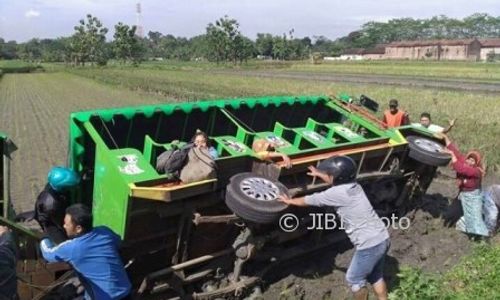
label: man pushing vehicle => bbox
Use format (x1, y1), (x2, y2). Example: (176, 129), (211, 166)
(278, 156), (390, 300)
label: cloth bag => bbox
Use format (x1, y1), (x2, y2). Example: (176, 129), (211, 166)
(180, 147), (217, 183)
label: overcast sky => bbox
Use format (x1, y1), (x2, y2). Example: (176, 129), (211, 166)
(1, 0), (499, 42)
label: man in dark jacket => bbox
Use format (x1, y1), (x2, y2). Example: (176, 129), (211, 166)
(17, 167), (80, 244)
(0, 225), (18, 300)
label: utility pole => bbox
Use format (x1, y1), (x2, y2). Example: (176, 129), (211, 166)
(136, 2), (144, 38)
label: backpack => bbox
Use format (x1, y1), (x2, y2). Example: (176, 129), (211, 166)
(156, 143), (193, 175)
(180, 147), (217, 183)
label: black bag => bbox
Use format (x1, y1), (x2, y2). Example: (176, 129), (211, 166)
(156, 143), (193, 175)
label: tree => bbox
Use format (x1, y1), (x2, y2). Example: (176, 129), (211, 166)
(113, 22), (143, 65)
(189, 35), (209, 60)
(146, 31), (163, 58)
(272, 34), (289, 60)
(68, 14), (108, 66)
(18, 39), (42, 62)
(43, 38), (71, 62)
(256, 33), (274, 57)
(0, 39), (18, 59)
(205, 16), (253, 64)
(206, 16), (232, 63)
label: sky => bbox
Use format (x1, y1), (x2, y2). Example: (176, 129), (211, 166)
(0, 0), (499, 42)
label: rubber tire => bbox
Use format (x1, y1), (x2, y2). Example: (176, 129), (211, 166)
(225, 172), (289, 224)
(406, 135), (451, 167)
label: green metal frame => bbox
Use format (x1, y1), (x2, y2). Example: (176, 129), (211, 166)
(66, 95), (411, 238)
(0, 132), (17, 220)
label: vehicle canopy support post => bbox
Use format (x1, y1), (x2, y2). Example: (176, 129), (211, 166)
(3, 151), (9, 218)
(378, 147), (394, 172)
(356, 151), (366, 177)
(2, 138), (16, 219)
(153, 112), (164, 141)
(172, 212), (194, 267)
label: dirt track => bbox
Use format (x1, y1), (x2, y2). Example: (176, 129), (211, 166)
(216, 70), (500, 94)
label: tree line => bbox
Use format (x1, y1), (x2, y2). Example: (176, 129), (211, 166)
(1, 13), (499, 65)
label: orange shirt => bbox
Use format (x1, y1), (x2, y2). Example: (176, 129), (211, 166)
(383, 110), (406, 128)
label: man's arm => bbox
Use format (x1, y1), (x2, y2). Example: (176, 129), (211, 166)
(278, 195), (308, 207)
(40, 238), (74, 263)
(0, 226), (16, 261)
(267, 151), (292, 168)
(435, 133), (465, 161)
(402, 112), (410, 125)
(0, 226), (15, 248)
(442, 118), (456, 134)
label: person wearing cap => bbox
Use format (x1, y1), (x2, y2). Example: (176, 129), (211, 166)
(439, 133), (489, 238)
(16, 167), (81, 244)
(382, 99), (409, 128)
(278, 156), (390, 300)
(412, 112), (456, 134)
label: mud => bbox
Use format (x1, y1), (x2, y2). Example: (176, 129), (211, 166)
(259, 169), (499, 300)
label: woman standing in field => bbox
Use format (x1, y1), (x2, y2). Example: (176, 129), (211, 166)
(439, 133), (489, 238)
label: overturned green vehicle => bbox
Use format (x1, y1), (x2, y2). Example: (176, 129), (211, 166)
(12, 95), (451, 299)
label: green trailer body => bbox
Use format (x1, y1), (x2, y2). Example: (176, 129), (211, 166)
(67, 95), (416, 239)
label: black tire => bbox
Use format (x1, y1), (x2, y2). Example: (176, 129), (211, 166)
(225, 172), (289, 224)
(406, 135), (451, 167)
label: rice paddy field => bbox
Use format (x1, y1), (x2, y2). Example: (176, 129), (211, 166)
(1, 60), (499, 213)
(1, 59), (499, 300)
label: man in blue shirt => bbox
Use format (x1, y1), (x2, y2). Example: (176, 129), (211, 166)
(40, 204), (131, 300)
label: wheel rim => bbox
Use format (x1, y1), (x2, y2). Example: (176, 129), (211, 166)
(239, 177), (280, 201)
(414, 138), (443, 153)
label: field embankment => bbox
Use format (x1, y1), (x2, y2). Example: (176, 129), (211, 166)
(0, 60), (44, 74)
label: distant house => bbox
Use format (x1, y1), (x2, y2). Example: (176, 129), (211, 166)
(385, 39), (482, 61)
(362, 45), (386, 60)
(340, 48), (364, 60)
(479, 38), (500, 61)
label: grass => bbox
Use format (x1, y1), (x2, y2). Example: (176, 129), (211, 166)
(63, 65), (500, 171)
(0, 59), (44, 73)
(389, 243), (500, 299)
(59, 59), (500, 83)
